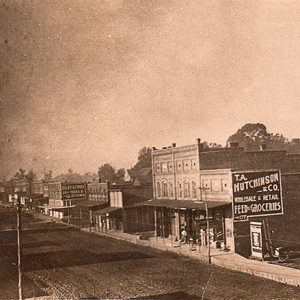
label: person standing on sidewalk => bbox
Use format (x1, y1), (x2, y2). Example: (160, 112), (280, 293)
(181, 227), (187, 244)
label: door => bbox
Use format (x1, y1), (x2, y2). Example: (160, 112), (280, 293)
(225, 217), (235, 251)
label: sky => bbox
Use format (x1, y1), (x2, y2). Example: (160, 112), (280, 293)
(1, 0), (300, 179)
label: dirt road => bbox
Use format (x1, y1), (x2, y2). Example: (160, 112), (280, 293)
(1, 229), (300, 299)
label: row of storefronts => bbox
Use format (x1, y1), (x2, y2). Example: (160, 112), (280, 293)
(3, 139), (300, 259)
(91, 140), (300, 258)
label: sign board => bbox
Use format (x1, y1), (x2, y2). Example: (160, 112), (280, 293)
(61, 183), (86, 200)
(232, 170), (283, 221)
(250, 221), (263, 259)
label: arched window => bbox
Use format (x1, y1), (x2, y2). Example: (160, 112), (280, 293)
(192, 181), (197, 199)
(184, 181), (190, 198)
(157, 182), (161, 198)
(162, 181), (168, 197)
(169, 182), (173, 198)
(178, 181), (182, 198)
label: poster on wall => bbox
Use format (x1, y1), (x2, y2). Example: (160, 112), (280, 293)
(232, 170), (283, 221)
(250, 221), (263, 259)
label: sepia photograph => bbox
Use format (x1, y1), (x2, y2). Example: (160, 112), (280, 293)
(1, 0), (300, 299)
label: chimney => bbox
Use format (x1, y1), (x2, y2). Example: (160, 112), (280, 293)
(260, 144), (267, 151)
(196, 138), (201, 144)
(229, 141), (239, 148)
(162, 147), (167, 149)
(172, 143), (176, 147)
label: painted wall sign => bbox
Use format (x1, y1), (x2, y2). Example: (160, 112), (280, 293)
(232, 170), (283, 221)
(61, 183), (86, 200)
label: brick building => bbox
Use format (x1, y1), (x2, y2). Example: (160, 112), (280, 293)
(31, 180), (49, 197)
(87, 181), (109, 202)
(40, 181), (87, 219)
(139, 139), (300, 256)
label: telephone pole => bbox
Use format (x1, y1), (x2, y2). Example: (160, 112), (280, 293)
(16, 194), (23, 300)
(199, 187), (211, 264)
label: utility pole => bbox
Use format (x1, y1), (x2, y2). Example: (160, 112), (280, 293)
(16, 194), (23, 300)
(199, 187), (211, 264)
(68, 200), (71, 226)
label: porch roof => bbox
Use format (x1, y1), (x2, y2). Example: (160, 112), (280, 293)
(132, 199), (231, 210)
(76, 201), (107, 208)
(93, 206), (122, 215)
(37, 205), (76, 211)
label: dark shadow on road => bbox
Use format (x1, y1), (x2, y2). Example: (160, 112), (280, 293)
(23, 250), (154, 271)
(0, 274), (48, 299)
(130, 291), (202, 299)
(0, 240), (58, 249)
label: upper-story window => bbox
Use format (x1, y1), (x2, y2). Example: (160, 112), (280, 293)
(202, 179), (210, 190)
(183, 160), (191, 171)
(191, 159), (197, 170)
(168, 162), (173, 172)
(156, 163), (161, 174)
(221, 179), (229, 192)
(161, 162), (168, 173)
(176, 161), (182, 172)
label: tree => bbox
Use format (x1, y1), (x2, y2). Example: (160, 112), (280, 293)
(98, 164), (116, 183)
(26, 169), (36, 182)
(115, 168), (125, 183)
(137, 147), (152, 168)
(43, 169), (53, 181)
(12, 168), (27, 181)
(226, 123), (300, 152)
(10, 168), (37, 193)
(202, 142), (222, 149)
(26, 169), (37, 193)
(128, 147), (152, 184)
(97, 164), (125, 184)
(129, 147), (152, 176)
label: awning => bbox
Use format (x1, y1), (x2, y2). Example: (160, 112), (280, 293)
(76, 201), (108, 209)
(132, 199), (231, 211)
(37, 205), (76, 211)
(93, 206), (122, 215)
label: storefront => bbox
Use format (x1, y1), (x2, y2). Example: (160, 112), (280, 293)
(93, 207), (123, 231)
(135, 199), (232, 248)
